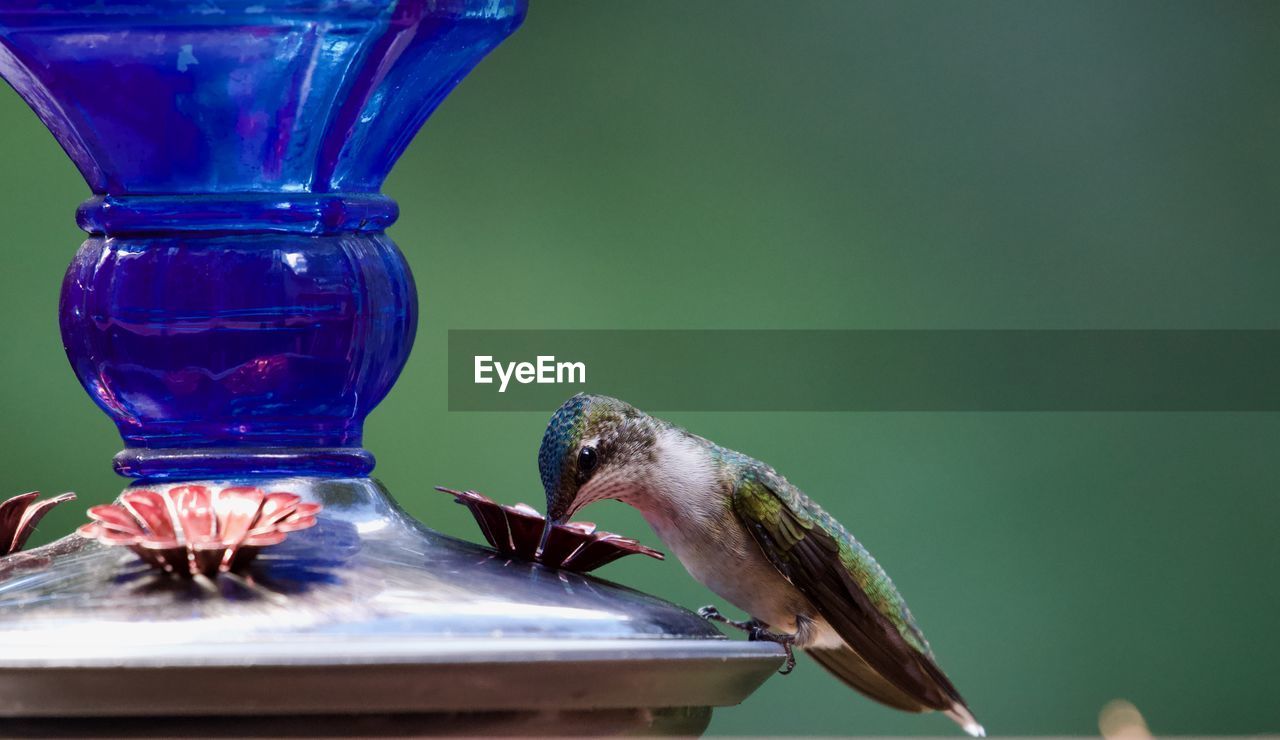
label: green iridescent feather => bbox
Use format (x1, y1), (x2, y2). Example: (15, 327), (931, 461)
(730, 463), (968, 714)
(735, 467), (932, 654)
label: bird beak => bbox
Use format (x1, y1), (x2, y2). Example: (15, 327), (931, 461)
(536, 517), (555, 559)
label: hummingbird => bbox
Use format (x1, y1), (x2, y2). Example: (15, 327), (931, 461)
(537, 394), (984, 737)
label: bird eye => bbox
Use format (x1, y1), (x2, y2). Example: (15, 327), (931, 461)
(577, 445), (599, 477)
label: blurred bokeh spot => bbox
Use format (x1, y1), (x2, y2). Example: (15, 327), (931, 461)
(1100, 699), (1153, 740)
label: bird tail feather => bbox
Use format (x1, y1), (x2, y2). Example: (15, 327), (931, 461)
(945, 703), (986, 737)
(807, 646), (929, 712)
(808, 646), (985, 737)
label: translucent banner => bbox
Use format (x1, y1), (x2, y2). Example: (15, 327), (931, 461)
(448, 330), (1280, 412)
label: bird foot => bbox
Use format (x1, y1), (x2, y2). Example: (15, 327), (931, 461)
(748, 625), (798, 675)
(697, 605), (797, 675)
(696, 605), (762, 633)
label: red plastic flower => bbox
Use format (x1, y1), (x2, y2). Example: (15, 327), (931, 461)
(437, 487), (663, 572)
(78, 485), (320, 578)
(0, 491), (76, 556)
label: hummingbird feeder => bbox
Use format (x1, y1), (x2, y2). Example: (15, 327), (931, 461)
(0, 1), (783, 734)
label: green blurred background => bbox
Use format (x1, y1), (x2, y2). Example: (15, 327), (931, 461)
(2, 0), (1278, 735)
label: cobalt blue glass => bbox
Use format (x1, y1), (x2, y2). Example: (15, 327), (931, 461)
(0, 0), (526, 480)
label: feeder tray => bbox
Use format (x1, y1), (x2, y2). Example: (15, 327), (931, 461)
(437, 486), (664, 572)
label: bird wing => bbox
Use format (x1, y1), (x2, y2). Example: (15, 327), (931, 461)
(808, 645), (930, 712)
(730, 471), (973, 717)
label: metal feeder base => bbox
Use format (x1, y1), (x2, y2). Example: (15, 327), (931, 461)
(0, 478), (782, 736)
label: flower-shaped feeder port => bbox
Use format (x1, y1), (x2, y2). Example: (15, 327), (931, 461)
(436, 487), (663, 573)
(0, 491), (76, 557)
(78, 486), (320, 578)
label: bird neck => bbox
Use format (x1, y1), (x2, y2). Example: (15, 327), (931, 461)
(629, 427), (728, 532)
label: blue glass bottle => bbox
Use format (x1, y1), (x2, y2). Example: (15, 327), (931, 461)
(0, 0), (526, 480)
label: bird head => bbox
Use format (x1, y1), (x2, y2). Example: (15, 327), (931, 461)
(537, 394), (658, 546)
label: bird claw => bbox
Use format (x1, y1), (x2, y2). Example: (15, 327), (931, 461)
(696, 604), (724, 621)
(777, 651), (796, 675)
(696, 604), (760, 633)
(748, 625), (797, 675)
